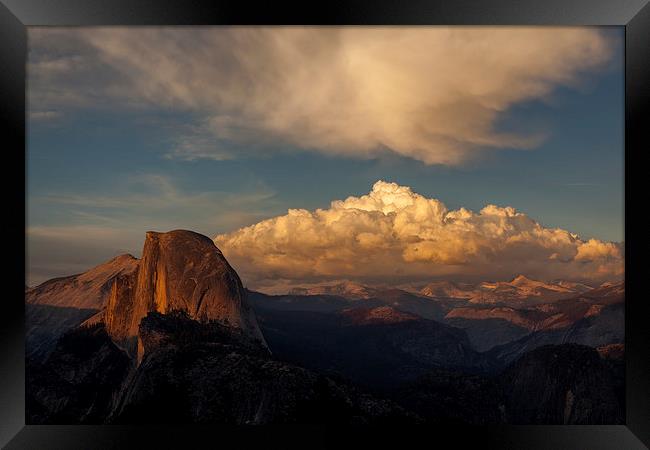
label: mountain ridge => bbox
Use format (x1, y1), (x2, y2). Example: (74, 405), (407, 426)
(100, 230), (267, 352)
(26, 254), (139, 310)
(25, 229), (625, 425)
(274, 275), (606, 307)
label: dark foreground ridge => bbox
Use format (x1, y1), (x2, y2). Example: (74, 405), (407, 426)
(27, 310), (623, 424)
(28, 311), (416, 424)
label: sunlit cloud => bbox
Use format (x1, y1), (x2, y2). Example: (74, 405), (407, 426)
(215, 181), (624, 291)
(28, 27), (614, 165)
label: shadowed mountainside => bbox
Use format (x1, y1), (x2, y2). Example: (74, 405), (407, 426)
(488, 302), (624, 366)
(26, 304), (99, 362)
(26, 323), (132, 424)
(25, 255), (139, 362)
(28, 312), (623, 425)
(28, 311), (417, 425)
(25, 230), (625, 425)
(255, 305), (495, 387)
(392, 344), (623, 425)
(500, 344), (623, 424)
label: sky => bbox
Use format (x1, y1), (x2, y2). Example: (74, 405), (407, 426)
(27, 27), (624, 289)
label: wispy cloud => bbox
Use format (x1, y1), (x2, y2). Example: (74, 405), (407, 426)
(39, 173), (276, 218)
(28, 27), (614, 165)
(27, 174), (279, 285)
(164, 129), (236, 161)
(29, 110), (62, 121)
(563, 182), (602, 187)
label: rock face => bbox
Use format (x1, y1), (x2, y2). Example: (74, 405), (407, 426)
(500, 344), (623, 424)
(25, 254), (139, 362)
(103, 230), (266, 351)
(393, 343), (624, 425)
(26, 324), (132, 424)
(26, 305), (99, 362)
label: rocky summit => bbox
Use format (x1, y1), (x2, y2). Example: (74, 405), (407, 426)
(97, 230), (266, 353)
(26, 254), (139, 310)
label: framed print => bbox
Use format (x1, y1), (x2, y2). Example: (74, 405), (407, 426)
(1, 1), (649, 448)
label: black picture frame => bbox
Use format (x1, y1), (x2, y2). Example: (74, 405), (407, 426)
(1, 1), (648, 448)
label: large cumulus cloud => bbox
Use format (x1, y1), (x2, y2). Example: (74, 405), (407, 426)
(215, 181), (623, 290)
(29, 27), (613, 165)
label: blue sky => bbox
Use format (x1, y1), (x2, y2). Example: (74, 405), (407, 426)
(26, 27), (624, 287)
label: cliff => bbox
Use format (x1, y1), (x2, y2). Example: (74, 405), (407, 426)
(103, 230), (266, 351)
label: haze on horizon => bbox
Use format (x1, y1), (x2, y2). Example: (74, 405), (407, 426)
(27, 27), (624, 289)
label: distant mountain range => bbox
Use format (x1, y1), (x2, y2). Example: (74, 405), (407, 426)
(289, 281), (380, 299)
(25, 230), (625, 425)
(288, 275), (605, 306)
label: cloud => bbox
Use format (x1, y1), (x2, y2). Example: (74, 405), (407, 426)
(214, 181), (623, 290)
(29, 110), (62, 121)
(28, 27), (614, 165)
(36, 173), (277, 225)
